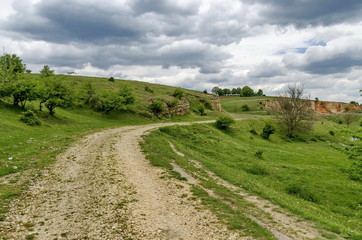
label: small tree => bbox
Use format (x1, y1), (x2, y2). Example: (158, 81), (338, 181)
(37, 79), (73, 115)
(271, 84), (314, 138)
(216, 115), (235, 129)
(12, 80), (38, 108)
(0, 53), (26, 83)
(40, 65), (55, 78)
(256, 89), (264, 96)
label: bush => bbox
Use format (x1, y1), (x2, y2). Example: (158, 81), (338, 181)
(148, 99), (165, 117)
(241, 104), (250, 111)
(329, 130), (335, 136)
(215, 116), (235, 129)
(108, 77), (115, 82)
(260, 123), (276, 139)
(196, 104), (206, 116)
(167, 98), (179, 108)
(20, 110), (41, 126)
(172, 88), (184, 99)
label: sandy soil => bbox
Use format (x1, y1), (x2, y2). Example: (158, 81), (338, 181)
(1, 123), (240, 240)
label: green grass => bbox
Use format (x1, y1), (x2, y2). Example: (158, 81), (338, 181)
(141, 117), (362, 239)
(220, 96), (273, 115)
(0, 74), (221, 221)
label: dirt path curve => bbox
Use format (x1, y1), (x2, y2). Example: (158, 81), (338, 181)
(1, 122), (240, 240)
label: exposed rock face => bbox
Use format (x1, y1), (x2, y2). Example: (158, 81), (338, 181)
(264, 99), (362, 114)
(313, 101), (361, 114)
(210, 97), (222, 112)
(168, 98), (190, 116)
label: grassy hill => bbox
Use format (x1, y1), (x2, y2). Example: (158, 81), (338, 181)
(142, 116), (362, 239)
(0, 74), (221, 221)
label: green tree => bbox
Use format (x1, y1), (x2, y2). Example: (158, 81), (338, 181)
(12, 80), (38, 108)
(37, 79), (73, 115)
(91, 85), (134, 113)
(240, 86), (255, 97)
(223, 88), (231, 96)
(271, 84), (314, 138)
(40, 65), (55, 78)
(256, 89), (264, 96)
(0, 53), (26, 83)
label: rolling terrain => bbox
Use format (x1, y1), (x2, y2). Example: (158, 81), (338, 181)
(0, 75), (361, 239)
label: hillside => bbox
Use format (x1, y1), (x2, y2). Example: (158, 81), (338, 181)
(0, 74), (222, 227)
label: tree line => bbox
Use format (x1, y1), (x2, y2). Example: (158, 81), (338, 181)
(0, 53), (134, 116)
(211, 86), (264, 97)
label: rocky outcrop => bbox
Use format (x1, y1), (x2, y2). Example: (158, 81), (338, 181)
(210, 97), (222, 112)
(263, 99), (362, 114)
(313, 101), (361, 114)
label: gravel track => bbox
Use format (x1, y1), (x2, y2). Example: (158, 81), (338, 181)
(1, 123), (239, 240)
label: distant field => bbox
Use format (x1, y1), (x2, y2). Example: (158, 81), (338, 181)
(142, 117), (362, 239)
(220, 96), (273, 114)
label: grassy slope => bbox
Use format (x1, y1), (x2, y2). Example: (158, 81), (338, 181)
(141, 118), (362, 239)
(0, 74), (218, 220)
(220, 96), (273, 115)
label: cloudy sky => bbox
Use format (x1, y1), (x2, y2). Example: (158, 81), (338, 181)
(1, 0), (361, 102)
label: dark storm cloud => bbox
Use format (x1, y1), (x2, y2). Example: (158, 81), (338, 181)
(1, 0), (240, 73)
(248, 0), (362, 27)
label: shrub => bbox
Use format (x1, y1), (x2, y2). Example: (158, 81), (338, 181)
(215, 116), (235, 129)
(108, 77), (115, 82)
(172, 88), (184, 99)
(148, 99), (165, 117)
(20, 110), (41, 126)
(167, 98), (179, 108)
(260, 123), (276, 139)
(241, 104), (250, 111)
(196, 104), (206, 116)
(329, 130), (335, 136)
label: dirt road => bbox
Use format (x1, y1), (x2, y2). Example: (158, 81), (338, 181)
(1, 123), (239, 240)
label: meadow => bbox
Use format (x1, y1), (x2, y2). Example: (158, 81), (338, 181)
(141, 117), (362, 239)
(0, 74), (218, 222)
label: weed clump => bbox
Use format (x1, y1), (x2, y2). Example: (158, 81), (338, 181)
(285, 183), (319, 203)
(20, 110), (41, 126)
(241, 104), (250, 111)
(246, 164), (268, 175)
(254, 150), (263, 159)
